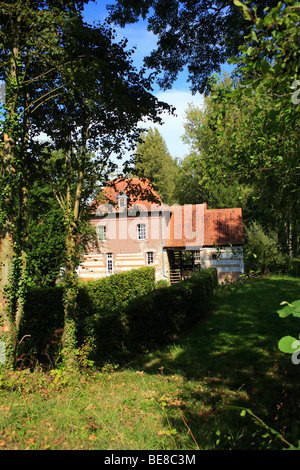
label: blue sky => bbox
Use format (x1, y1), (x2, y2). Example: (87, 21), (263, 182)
(82, 1), (205, 162)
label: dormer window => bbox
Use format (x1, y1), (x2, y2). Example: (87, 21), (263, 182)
(116, 191), (128, 211)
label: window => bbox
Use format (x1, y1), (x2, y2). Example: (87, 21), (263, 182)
(106, 253), (113, 275)
(118, 197), (126, 209)
(137, 223), (146, 240)
(96, 225), (106, 241)
(147, 252), (154, 265)
(212, 253), (217, 261)
(117, 191), (128, 211)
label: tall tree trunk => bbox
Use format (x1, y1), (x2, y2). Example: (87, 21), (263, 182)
(61, 124), (89, 367)
(15, 90), (30, 332)
(0, 16), (22, 367)
(0, 214), (17, 367)
(60, 137), (77, 365)
(61, 221), (78, 366)
(0, 134), (17, 367)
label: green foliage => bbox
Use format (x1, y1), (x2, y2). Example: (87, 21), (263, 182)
(18, 267), (217, 368)
(219, 406), (297, 450)
(124, 267), (218, 352)
(155, 279), (169, 289)
(277, 299), (300, 359)
(177, 3), (300, 255)
(244, 221), (289, 273)
(78, 267), (156, 315)
(108, 0), (278, 94)
(27, 209), (66, 287)
(133, 127), (177, 204)
(0, 1), (172, 368)
(19, 267), (156, 366)
(1, 274), (300, 450)
(17, 286), (64, 368)
(226, 1), (300, 256)
(227, 295), (300, 451)
(230, 0), (300, 129)
(289, 259), (300, 277)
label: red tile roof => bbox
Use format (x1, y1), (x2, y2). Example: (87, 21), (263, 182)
(93, 178), (244, 246)
(204, 207), (244, 246)
(164, 205), (244, 247)
(93, 177), (162, 212)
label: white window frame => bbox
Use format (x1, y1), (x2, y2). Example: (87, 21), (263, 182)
(118, 197), (127, 209)
(146, 252), (154, 265)
(137, 223), (146, 240)
(117, 192), (128, 211)
(96, 225), (106, 241)
(106, 253), (113, 275)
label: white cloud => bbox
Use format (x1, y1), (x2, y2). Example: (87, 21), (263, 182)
(144, 89), (205, 161)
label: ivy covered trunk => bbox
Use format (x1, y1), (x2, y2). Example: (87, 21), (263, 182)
(61, 222), (79, 367)
(60, 132), (86, 367)
(0, 131), (26, 367)
(0, 21), (20, 365)
(0, 215), (17, 368)
(0, 14), (26, 367)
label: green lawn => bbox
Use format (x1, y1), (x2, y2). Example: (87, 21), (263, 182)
(0, 275), (299, 450)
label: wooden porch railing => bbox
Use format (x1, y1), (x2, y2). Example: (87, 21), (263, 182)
(169, 269), (181, 284)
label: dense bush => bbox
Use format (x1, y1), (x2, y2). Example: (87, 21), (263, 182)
(19, 266), (217, 367)
(244, 221), (289, 273)
(155, 279), (169, 289)
(289, 258), (300, 277)
(18, 286), (64, 367)
(77, 266), (155, 315)
(89, 267), (218, 360)
(75, 267), (156, 361)
(19, 267), (155, 366)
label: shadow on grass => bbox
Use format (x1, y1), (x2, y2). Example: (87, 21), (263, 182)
(133, 276), (300, 449)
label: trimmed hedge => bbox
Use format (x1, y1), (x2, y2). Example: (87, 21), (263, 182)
(19, 267), (155, 364)
(77, 266), (156, 317)
(77, 267), (218, 363)
(75, 267), (156, 361)
(125, 267), (218, 351)
(19, 267), (217, 367)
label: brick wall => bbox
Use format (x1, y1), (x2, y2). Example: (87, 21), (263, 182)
(78, 211), (169, 281)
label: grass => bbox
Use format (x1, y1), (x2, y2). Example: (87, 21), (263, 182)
(0, 274), (300, 450)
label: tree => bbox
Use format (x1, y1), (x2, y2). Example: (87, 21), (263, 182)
(133, 127), (177, 204)
(0, 0), (91, 366)
(0, 1), (171, 368)
(210, 0), (300, 257)
(244, 221), (289, 273)
(107, 0), (279, 94)
(177, 60), (299, 260)
(176, 87), (253, 211)
(32, 18), (171, 365)
(26, 177), (67, 287)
